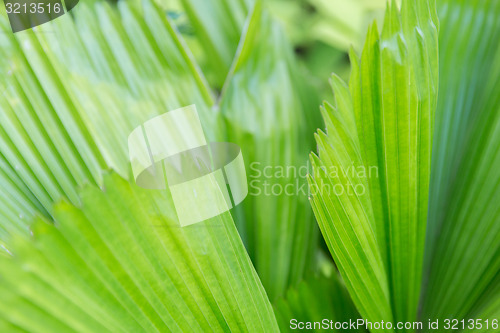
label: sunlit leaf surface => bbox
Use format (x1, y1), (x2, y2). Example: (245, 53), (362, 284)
(308, 0), (439, 330)
(0, 173), (278, 332)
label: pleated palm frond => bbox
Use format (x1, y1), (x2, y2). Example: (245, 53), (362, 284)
(0, 173), (279, 332)
(309, 0), (438, 329)
(0, 0), (321, 304)
(0, 0), (498, 331)
(422, 0), (500, 325)
(0, 0), (317, 330)
(309, 0), (500, 331)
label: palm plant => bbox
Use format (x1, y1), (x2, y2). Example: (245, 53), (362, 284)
(0, 0), (498, 332)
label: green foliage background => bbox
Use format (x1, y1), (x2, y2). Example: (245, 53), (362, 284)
(0, 0), (498, 332)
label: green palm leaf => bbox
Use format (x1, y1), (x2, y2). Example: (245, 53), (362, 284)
(164, 0), (253, 88)
(0, 0), (214, 240)
(0, 0), (498, 330)
(0, 0), (280, 330)
(0, 173), (278, 332)
(308, 0), (439, 329)
(422, 0), (500, 322)
(0, 0), (321, 327)
(274, 270), (366, 332)
(218, 0), (321, 299)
